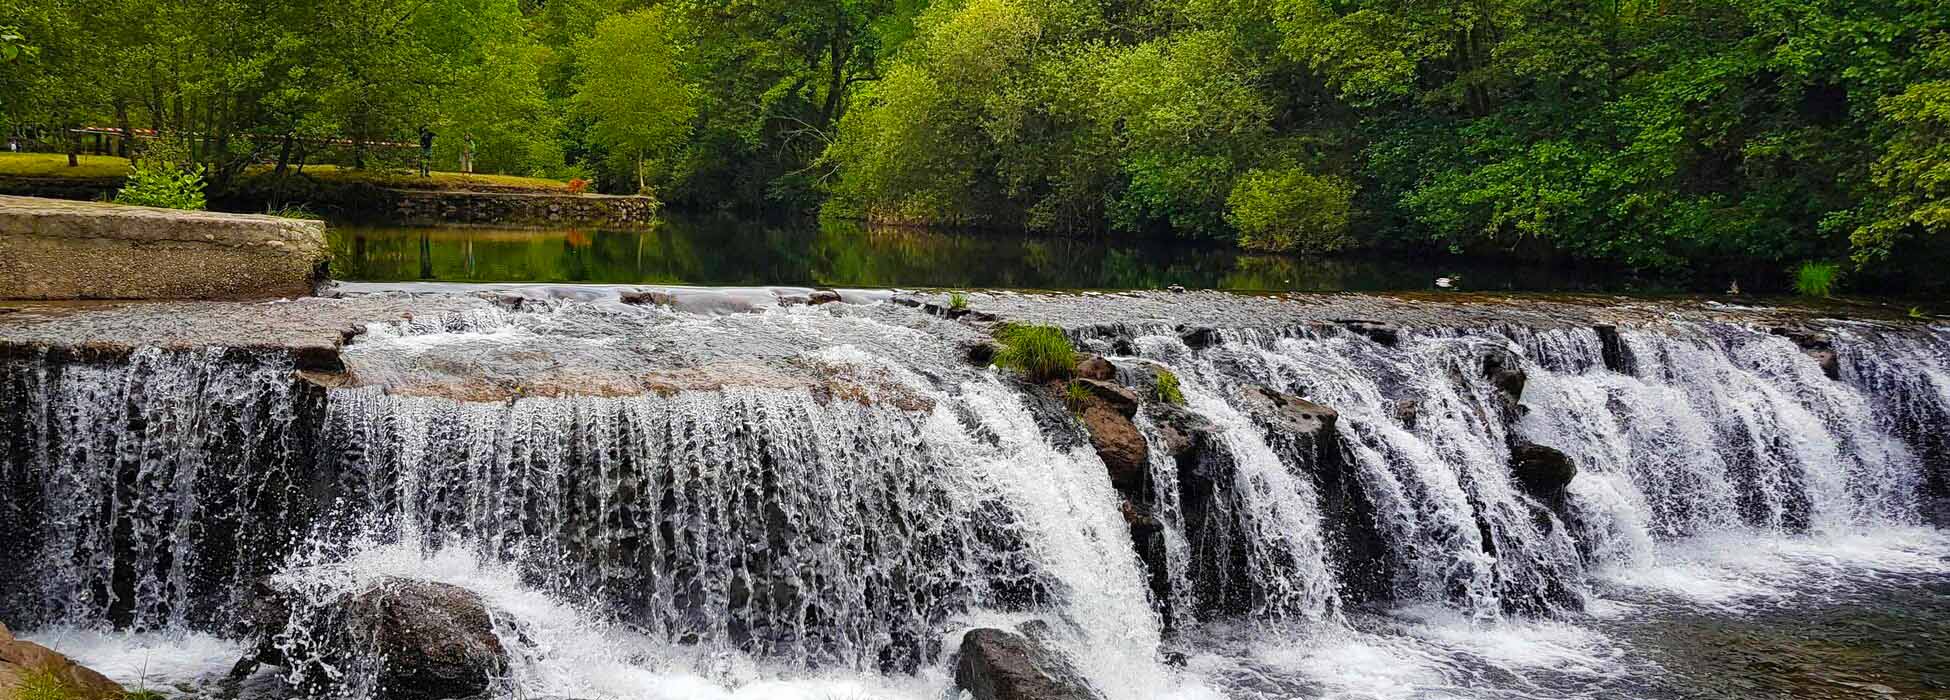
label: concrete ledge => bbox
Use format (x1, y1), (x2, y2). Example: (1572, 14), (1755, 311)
(0, 195), (328, 300)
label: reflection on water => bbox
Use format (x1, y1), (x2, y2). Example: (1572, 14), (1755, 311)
(329, 215), (1626, 292)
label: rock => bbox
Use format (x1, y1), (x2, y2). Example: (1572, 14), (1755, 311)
(619, 289), (676, 307)
(1082, 404), (1148, 493)
(954, 628), (1102, 700)
(1148, 403), (1216, 463)
(1594, 324), (1635, 375)
(1074, 378), (1138, 417)
(1074, 354), (1116, 381)
(1480, 347), (1527, 424)
(1332, 319), (1400, 347)
(1770, 327), (1841, 380)
(0, 624), (126, 700)
(0, 194), (328, 300)
(1392, 398), (1420, 429)
(809, 289), (843, 305)
(1232, 385), (1338, 439)
(245, 578), (508, 700)
(1179, 326), (1219, 349)
(967, 340), (1001, 367)
(1510, 443), (1577, 498)
(1167, 284), (1186, 293)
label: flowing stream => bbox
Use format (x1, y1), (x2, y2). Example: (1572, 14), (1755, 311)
(2, 292), (1945, 699)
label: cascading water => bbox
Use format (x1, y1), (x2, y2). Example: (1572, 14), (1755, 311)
(3, 291), (1947, 699)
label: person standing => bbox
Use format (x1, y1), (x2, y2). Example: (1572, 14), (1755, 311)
(418, 126), (435, 177)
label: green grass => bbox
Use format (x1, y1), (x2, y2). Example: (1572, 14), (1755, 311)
(0, 152), (129, 178)
(948, 291), (969, 311)
(266, 203), (323, 220)
(1794, 261), (1840, 298)
(0, 153), (568, 192)
(993, 323), (1076, 383)
(1152, 368), (1185, 405)
(1064, 379), (1092, 412)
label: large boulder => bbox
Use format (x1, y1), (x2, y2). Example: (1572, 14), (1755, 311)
(1510, 443), (1577, 498)
(1082, 404), (1148, 492)
(954, 628), (1102, 700)
(1770, 327), (1841, 380)
(241, 578), (508, 700)
(0, 621), (126, 700)
(1480, 347), (1527, 424)
(1074, 355), (1116, 381)
(1232, 385), (1338, 443)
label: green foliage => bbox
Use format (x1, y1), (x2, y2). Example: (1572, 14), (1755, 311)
(267, 203), (321, 220)
(948, 291), (969, 310)
(1910, 306), (1929, 319)
(1227, 168), (1355, 253)
(1152, 368), (1185, 405)
(0, 24), (35, 62)
(1063, 379), (1092, 412)
(571, 8), (699, 194)
(993, 323), (1076, 382)
(1795, 262), (1841, 298)
(115, 140), (206, 210)
(14, 666), (80, 700)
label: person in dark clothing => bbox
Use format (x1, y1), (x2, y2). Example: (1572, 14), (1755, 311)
(418, 127), (435, 177)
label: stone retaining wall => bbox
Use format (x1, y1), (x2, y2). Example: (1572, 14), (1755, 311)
(387, 189), (658, 227)
(0, 195), (328, 300)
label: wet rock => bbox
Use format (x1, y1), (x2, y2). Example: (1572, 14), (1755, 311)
(967, 340), (1001, 367)
(1481, 347), (1527, 424)
(1595, 324), (1635, 375)
(1148, 402), (1216, 464)
(1510, 443), (1577, 498)
(1233, 385), (1338, 439)
(619, 289), (676, 307)
(1770, 327), (1841, 380)
(0, 621), (126, 700)
(1074, 378), (1138, 417)
(1074, 354), (1116, 381)
(1082, 404), (1148, 493)
(1392, 398), (1420, 429)
(1333, 319), (1400, 347)
(1179, 326), (1220, 349)
(954, 628), (1102, 700)
(809, 289), (843, 305)
(243, 578), (508, 700)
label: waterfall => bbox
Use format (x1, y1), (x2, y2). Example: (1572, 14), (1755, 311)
(2, 296), (1947, 699)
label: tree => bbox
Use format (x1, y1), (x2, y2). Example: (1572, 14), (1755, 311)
(571, 8), (699, 193)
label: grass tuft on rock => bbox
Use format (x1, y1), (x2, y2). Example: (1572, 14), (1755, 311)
(949, 291), (969, 310)
(1063, 380), (1092, 413)
(993, 323), (1075, 383)
(1152, 368), (1185, 405)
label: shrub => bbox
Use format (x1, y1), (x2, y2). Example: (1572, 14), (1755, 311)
(115, 137), (205, 210)
(1226, 167), (1355, 254)
(115, 160), (206, 210)
(949, 291), (969, 310)
(567, 177), (590, 194)
(1794, 262), (1840, 298)
(993, 323), (1076, 382)
(1152, 368), (1185, 405)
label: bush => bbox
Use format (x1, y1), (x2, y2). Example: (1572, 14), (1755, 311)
(115, 138), (206, 210)
(1226, 167), (1355, 254)
(993, 323), (1076, 382)
(567, 177), (590, 194)
(1794, 262), (1840, 298)
(115, 160), (206, 210)
(1152, 368), (1185, 405)
(949, 291), (969, 310)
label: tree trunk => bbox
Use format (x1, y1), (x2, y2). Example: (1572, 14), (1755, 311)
(115, 100), (135, 159)
(636, 150), (645, 194)
(274, 134), (294, 176)
(66, 127), (78, 167)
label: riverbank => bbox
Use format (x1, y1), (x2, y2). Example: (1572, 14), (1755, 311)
(0, 154), (658, 228)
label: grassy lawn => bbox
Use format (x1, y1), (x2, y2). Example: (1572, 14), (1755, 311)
(0, 152), (130, 178)
(0, 152), (568, 192)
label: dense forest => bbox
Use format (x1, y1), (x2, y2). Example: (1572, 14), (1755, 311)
(2, 0), (1947, 281)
